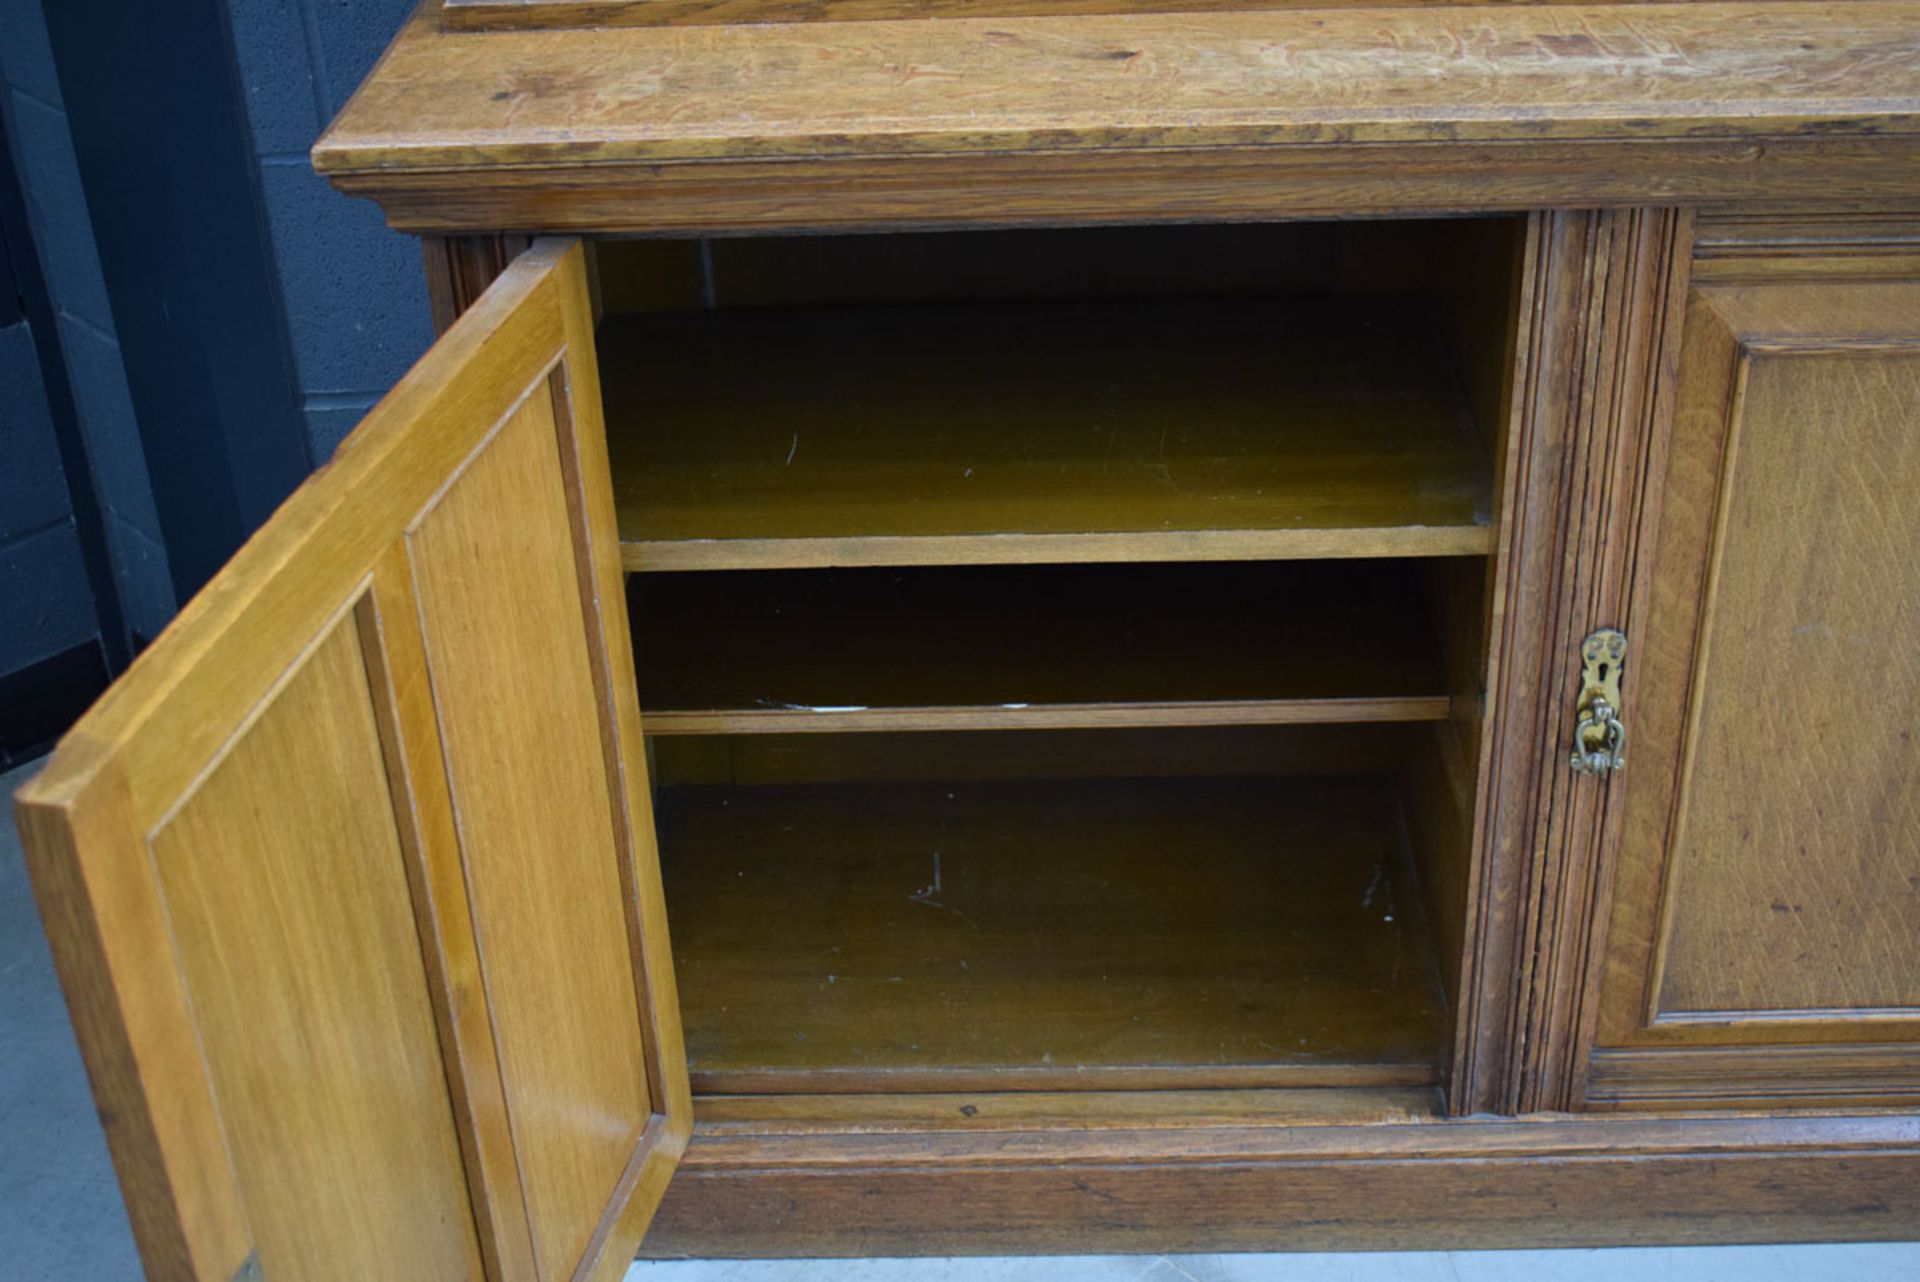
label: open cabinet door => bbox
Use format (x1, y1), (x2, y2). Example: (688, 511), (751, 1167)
(13, 240), (691, 1282)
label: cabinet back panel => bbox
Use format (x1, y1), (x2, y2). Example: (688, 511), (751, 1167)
(631, 559), (1462, 734)
(595, 220), (1520, 315)
(650, 724), (1420, 787)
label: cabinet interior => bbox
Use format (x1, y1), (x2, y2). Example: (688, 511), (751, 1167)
(592, 215), (1525, 1110)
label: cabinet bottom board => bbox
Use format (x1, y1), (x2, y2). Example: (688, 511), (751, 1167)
(657, 774), (1450, 1093)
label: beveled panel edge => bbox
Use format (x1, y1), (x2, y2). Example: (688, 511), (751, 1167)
(358, 553), (541, 1282)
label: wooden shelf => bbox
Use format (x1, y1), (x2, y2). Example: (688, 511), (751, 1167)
(601, 299), (1493, 572)
(634, 561), (1452, 734)
(658, 775), (1448, 1093)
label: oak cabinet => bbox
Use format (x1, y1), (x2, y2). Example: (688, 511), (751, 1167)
(1580, 257), (1920, 1110)
(16, 4), (1920, 1275)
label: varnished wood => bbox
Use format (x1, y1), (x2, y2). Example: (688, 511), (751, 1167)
(421, 233), (531, 334)
(407, 378), (657, 1282)
(1693, 210), (1920, 282)
(148, 617), (487, 1282)
(602, 299), (1493, 571)
(333, 136), (1920, 238)
(79, 0), (1920, 1251)
(691, 1086), (1443, 1133)
(363, 544), (538, 1282)
(15, 760), (267, 1282)
(642, 1112), (1920, 1256)
(440, 0), (1708, 33)
(13, 240), (690, 1282)
(1587, 1044), (1920, 1110)
(1580, 258), (1920, 1109)
(316, 5), (1920, 234)
(1399, 723), (1476, 1013)
(1450, 208), (1693, 1115)
(658, 775), (1448, 1093)
(598, 219), (1513, 316)
(1502, 208), (1694, 1114)
(633, 562), (1456, 735)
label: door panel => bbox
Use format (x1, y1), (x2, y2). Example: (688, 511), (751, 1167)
(406, 381), (654, 1282)
(1584, 273), (1920, 1109)
(14, 240), (690, 1282)
(1653, 349), (1920, 1020)
(150, 616), (485, 1282)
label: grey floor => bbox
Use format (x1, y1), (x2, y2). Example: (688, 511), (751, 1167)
(2, 757), (1914, 1282)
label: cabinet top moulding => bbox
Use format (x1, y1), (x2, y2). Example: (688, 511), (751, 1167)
(439, 0), (1760, 34)
(312, 3), (1920, 233)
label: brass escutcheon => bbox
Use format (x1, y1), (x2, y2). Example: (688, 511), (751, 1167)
(1569, 628), (1627, 776)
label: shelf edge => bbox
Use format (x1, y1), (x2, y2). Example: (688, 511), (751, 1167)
(621, 525), (1495, 572)
(642, 697), (1452, 736)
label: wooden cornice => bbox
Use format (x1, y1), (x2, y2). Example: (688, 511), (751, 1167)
(315, 3), (1920, 231)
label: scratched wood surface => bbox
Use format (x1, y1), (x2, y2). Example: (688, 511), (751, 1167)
(657, 775), (1448, 1093)
(640, 1111), (1920, 1256)
(442, 0), (1745, 33)
(318, 3), (1920, 168)
(316, 5), (1920, 230)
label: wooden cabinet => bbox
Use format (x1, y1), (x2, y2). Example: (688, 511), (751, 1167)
(1579, 239), (1920, 1111)
(15, 5), (1920, 1274)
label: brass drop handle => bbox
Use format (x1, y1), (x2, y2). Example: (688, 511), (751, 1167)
(1569, 628), (1627, 777)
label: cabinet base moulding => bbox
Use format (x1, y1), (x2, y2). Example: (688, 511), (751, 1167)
(643, 1113), (1920, 1257)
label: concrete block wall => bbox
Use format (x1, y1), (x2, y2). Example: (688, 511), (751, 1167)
(0, 0), (173, 664)
(0, 272), (94, 679)
(226, 0), (433, 463)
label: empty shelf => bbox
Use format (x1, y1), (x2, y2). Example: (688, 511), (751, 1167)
(633, 561), (1454, 734)
(658, 775), (1449, 1093)
(602, 299), (1494, 571)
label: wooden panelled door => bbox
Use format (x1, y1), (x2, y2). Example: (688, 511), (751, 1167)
(14, 241), (691, 1282)
(1581, 264), (1920, 1110)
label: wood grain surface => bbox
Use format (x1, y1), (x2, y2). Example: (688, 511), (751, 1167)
(315, 4), (1920, 229)
(148, 620), (487, 1282)
(642, 1111), (1920, 1255)
(441, 0), (1733, 33)
(318, 4), (1920, 168)
(602, 298), (1493, 570)
(1444, 207), (1695, 1116)
(13, 240), (690, 1282)
(689, 1085), (1443, 1133)
(1583, 266), (1920, 1107)
(657, 775), (1448, 1093)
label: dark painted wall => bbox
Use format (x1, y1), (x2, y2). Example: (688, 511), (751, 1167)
(226, 0), (433, 461)
(2, 0), (172, 757)
(0, 0), (173, 662)
(1, 0), (425, 750)
(0, 210), (98, 688)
